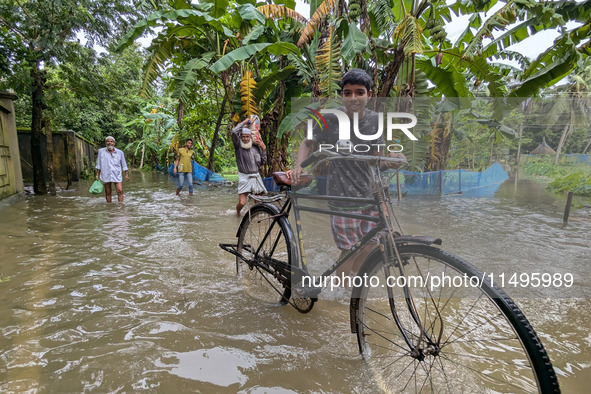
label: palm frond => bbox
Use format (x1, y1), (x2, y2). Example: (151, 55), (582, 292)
(172, 52), (216, 102)
(257, 4), (308, 24)
(315, 27), (341, 97)
(141, 36), (175, 98)
(393, 14), (423, 57)
(297, 0), (339, 47)
(369, 0), (397, 37)
(465, 2), (517, 58)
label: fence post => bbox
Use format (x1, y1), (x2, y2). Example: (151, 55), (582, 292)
(439, 170), (443, 195)
(562, 191), (574, 228)
(397, 172), (402, 203)
(458, 169), (462, 193)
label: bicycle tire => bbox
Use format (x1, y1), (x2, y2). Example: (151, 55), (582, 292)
(236, 204), (293, 305)
(352, 244), (559, 393)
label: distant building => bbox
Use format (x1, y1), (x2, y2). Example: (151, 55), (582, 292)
(530, 137), (556, 155)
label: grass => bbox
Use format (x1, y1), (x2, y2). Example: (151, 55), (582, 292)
(221, 173), (238, 182)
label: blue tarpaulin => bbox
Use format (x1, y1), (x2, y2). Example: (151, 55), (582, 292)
(168, 161), (231, 185)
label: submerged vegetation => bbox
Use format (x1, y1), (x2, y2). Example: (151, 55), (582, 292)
(520, 156), (591, 196)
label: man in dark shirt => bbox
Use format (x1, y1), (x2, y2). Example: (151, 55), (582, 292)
(232, 118), (267, 215)
(288, 68), (405, 275)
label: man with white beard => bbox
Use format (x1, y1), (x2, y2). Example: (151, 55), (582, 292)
(232, 117), (267, 215)
(95, 135), (129, 202)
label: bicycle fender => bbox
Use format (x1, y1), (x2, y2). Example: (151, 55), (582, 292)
(395, 235), (442, 246)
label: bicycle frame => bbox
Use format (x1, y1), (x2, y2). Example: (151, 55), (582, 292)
(220, 152), (560, 392)
(290, 154), (445, 351)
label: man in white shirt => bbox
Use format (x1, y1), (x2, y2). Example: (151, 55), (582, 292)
(95, 136), (129, 202)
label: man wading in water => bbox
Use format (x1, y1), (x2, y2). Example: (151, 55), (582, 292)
(232, 117), (267, 215)
(95, 136), (129, 202)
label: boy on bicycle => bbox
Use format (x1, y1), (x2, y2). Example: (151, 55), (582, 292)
(288, 68), (405, 276)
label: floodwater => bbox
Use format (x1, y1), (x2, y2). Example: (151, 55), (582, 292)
(0, 172), (590, 392)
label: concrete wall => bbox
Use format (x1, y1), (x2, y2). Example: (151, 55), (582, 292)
(0, 91), (24, 201)
(18, 129), (97, 183)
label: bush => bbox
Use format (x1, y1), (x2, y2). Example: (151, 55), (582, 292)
(548, 172), (591, 196)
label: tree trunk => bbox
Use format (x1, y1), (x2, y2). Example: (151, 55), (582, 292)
(261, 60), (288, 177)
(31, 64), (47, 194)
(582, 137), (591, 154)
(45, 118), (56, 195)
(377, 48), (405, 97)
(554, 107), (574, 165)
(515, 98), (531, 165)
(516, 129), (523, 165)
(139, 144), (145, 169)
(426, 113), (452, 171)
(208, 92), (228, 171)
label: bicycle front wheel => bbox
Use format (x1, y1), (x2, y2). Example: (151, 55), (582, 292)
(236, 204), (292, 305)
(353, 244), (559, 393)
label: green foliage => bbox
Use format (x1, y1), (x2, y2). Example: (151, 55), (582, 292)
(3, 0), (590, 179)
(519, 156), (591, 196)
(48, 44), (146, 144)
(548, 172), (591, 196)
(521, 157), (570, 178)
(123, 102), (184, 169)
(80, 158), (96, 181)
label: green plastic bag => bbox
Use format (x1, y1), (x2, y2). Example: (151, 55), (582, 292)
(89, 180), (104, 194)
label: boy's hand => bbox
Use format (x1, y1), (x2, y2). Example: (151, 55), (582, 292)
(382, 152), (406, 169)
(286, 166), (304, 183)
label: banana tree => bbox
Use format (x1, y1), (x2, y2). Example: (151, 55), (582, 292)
(117, 0), (246, 170)
(209, 3), (310, 174)
(541, 58), (591, 164)
(124, 105), (178, 169)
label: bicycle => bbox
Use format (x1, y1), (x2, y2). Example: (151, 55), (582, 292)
(220, 150), (560, 393)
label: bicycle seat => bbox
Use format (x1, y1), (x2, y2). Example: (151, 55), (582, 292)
(272, 172), (291, 187)
(272, 172), (314, 188)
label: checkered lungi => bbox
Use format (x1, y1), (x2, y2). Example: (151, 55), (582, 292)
(330, 207), (379, 250)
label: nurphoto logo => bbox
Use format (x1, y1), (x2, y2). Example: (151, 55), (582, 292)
(305, 108), (418, 153)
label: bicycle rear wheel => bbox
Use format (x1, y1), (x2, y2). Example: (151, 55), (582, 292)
(236, 204), (292, 305)
(353, 244), (559, 393)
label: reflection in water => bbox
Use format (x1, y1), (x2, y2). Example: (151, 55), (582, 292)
(0, 172), (589, 392)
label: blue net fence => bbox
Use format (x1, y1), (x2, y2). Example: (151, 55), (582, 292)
(168, 161), (231, 185)
(265, 162), (508, 197)
(391, 162), (509, 196)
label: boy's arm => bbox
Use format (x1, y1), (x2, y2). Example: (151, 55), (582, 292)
(287, 139), (314, 183)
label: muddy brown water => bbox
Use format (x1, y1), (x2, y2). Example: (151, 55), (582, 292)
(0, 172), (589, 392)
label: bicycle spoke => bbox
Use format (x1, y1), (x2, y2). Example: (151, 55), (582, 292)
(438, 352), (535, 392)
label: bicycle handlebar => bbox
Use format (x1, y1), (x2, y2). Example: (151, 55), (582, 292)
(300, 149), (407, 169)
